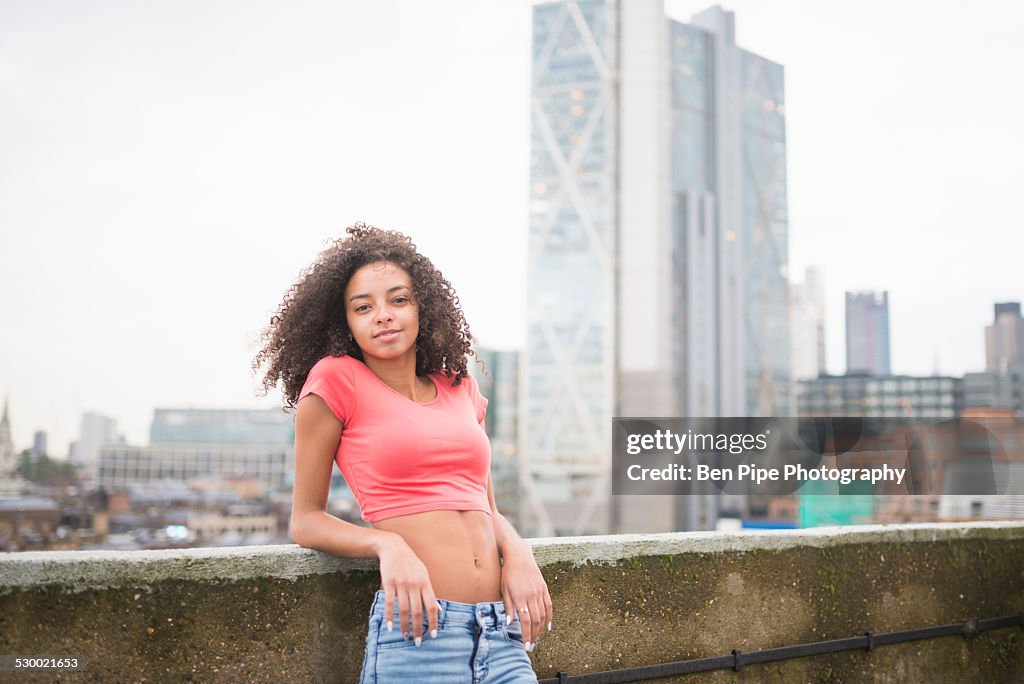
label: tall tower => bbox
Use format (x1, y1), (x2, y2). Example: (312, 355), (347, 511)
(0, 397), (16, 475)
(986, 302), (1024, 373)
(525, 0), (619, 536)
(845, 291), (891, 376)
(791, 266), (827, 384)
(76, 412), (120, 481)
(525, 1), (790, 535)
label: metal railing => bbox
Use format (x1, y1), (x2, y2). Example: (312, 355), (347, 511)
(539, 612), (1023, 683)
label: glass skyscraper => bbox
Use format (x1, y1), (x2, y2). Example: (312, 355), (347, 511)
(845, 291), (892, 376)
(526, 0), (618, 536)
(526, 1), (790, 535)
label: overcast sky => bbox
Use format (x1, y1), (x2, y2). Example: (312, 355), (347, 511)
(2, 0), (1022, 457)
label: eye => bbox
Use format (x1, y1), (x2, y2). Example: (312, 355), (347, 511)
(393, 296), (409, 304)
(354, 304), (371, 313)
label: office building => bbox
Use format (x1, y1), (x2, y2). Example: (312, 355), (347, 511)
(959, 303), (1024, 415)
(31, 430), (47, 459)
(964, 366), (1024, 415)
(797, 374), (962, 419)
(150, 408), (294, 445)
(74, 412), (123, 480)
(986, 302), (1024, 373)
(98, 443), (292, 490)
(845, 291), (891, 376)
(98, 408), (295, 490)
(796, 372), (955, 533)
(472, 348), (522, 524)
(526, 1), (790, 535)
(790, 266), (827, 384)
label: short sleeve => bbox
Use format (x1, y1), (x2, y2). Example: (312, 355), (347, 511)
(298, 356), (355, 425)
(465, 373), (488, 424)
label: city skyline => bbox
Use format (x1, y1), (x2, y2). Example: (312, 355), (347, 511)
(2, 0), (1022, 456)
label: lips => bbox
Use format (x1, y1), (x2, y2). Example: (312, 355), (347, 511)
(373, 329), (400, 339)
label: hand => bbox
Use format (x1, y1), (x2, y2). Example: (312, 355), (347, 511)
(376, 533), (439, 646)
(500, 542), (553, 651)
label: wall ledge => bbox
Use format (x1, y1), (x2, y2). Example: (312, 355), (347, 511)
(1, 521), (1022, 594)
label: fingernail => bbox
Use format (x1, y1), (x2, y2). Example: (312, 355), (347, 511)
(414, 636), (422, 647)
(547, 622), (552, 631)
(430, 629), (438, 639)
(526, 642), (534, 652)
(506, 614), (512, 626)
(387, 621), (393, 632)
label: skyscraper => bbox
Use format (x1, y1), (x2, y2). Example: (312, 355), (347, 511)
(845, 291), (891, 376)
(966, 301), (1024, 415)
(525, 1), (790, 535)
(986, 302), (1024, 372)
(31, 430), (47, 459)
(471, 348), (522, 525)
(790, 266), (827, 383)
(74, 412), (121, 480)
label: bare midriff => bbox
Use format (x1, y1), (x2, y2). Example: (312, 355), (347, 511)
(372, 509), (502, 604)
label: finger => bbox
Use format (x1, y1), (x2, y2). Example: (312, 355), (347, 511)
(544, 587), (554, 632)
(520, 597), (536, 647)
(532, 593), (548, 643)
(527, 595), (542, 646)
(410, 588), (424, 645)
(424, 588), (440, 640)
(516, 600), (535, 649)
(397, 589), (409, 640)
(383, 586), (395, 633)
(501, 586), (513, 626)
(532, 593), (548, 642)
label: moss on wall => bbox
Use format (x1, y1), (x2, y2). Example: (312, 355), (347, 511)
(530, 538), (1024, 682)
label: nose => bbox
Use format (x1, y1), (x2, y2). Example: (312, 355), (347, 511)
(373, 303), (394, 325)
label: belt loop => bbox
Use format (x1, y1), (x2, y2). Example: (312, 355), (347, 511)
(436, 599), (447, 629)
(474, 602), (492, 629)
(369, 590), (382, 617)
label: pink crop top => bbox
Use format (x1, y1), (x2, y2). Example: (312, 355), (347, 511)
(297, 354), (492, 522)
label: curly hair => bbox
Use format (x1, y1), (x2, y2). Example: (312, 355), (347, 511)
(252, 222), (480, 410)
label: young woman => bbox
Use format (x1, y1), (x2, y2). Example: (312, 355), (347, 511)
(254, 223), (550, 683)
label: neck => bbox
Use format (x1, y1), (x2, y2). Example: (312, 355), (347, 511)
(361, 350), (428, 401)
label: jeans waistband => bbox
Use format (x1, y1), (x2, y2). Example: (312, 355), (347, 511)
(370, 589), (511, 630)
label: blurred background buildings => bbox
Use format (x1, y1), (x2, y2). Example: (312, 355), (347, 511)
(1, 1), (1022, 550)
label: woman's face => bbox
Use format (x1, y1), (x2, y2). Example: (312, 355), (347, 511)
(344, 261), (420, 364)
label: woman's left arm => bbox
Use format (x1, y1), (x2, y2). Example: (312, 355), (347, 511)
(487, 470), (553, 650)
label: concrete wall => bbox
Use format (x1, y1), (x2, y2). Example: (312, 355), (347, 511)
(1, 522), (1022, 682)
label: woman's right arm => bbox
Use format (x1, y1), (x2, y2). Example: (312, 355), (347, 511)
(289, 393), (440, 644)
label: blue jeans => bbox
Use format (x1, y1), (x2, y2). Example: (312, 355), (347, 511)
(359, 589), (538, 683)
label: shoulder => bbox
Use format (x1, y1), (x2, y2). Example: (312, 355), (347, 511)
(300, 356), (361, 424)
(460, 373), (480, 393)
(430, 370), (476, 391)
(310, 354), (355, 371)
(307, 355), (361, 380)
(452, 372), (487, 422)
